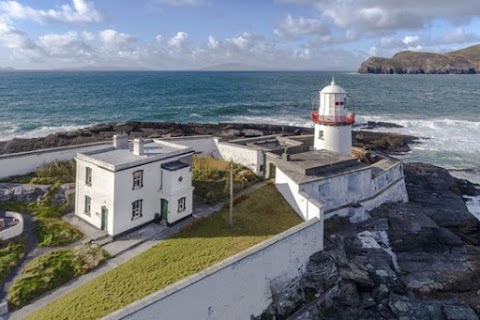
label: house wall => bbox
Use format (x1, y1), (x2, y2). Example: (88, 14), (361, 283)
(161, 166), (194, 225)
(75, 159), (115, 234)
(0, 142), (110, 179)
(112, 162), (161, 236)
(103, 218), (323, 320)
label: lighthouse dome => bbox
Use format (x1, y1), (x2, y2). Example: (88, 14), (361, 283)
(320, 78), (346, 94)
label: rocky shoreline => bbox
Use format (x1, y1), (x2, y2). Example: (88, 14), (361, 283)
(0, 121), (418, 155)
(259, 163), (480, 320)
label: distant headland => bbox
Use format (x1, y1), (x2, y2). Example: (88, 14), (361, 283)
(358, 44), (480, 74)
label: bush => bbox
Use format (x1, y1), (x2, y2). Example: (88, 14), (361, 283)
(0, 238), (25, 283)
(35, 218), (82, 247)
(31, 161), (76, 184)
(8, 245), (109, 310)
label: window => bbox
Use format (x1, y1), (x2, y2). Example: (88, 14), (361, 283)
(132, 200), (143, 219)
(84, 196), (91, 216)
(133, 170), (143, 189)
(159, 169), (163, 190)
(177, 197), (186, 213)
(318, 130), (324, 140)
(85, 167), (92, 186)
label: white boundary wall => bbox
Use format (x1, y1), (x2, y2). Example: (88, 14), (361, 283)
(0, 142), (110, 179)
(0, 212), (24, 240)
(103, 218), (323, 320)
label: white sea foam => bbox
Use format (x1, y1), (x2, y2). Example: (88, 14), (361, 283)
(0, 122), (88, 142)
(464, 195), (480, 222)
(357, 115), (480, 183)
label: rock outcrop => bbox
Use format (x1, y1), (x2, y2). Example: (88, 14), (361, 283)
(358, 44), (480, 74)
(258, 163), (480, 319)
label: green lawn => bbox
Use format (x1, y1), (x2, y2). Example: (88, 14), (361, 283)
(35, 218), (83, 247)
(26, 185), (301, 320)
(0, 237), (25, 283)
(8, 244), (110, 310)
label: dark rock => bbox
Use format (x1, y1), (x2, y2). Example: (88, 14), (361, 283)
(388, 294), (443, 319)
(443, 305), (479, 320)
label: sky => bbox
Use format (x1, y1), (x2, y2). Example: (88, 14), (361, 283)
(0, 0), (479, 70)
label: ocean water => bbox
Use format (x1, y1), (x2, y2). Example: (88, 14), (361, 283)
(0, 71), (479, 184)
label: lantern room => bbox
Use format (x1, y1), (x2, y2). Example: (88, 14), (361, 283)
(311, 78), (355, 125)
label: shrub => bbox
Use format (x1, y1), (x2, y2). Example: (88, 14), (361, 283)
(0, 238), (25, 283)
(35, 218), (82, 247)
(8, 245), (109, 310)
(30, 160), (76, 184)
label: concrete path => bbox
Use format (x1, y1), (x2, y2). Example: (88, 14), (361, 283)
(6, 181), (268, 320)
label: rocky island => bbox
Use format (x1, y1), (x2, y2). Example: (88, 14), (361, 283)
(358, 44), (480, 74)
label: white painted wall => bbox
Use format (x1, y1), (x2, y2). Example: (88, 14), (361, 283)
(314, 124), (352, 156)
(76, 153), (194, 237)
(216, 141), (262, 175)
(160, 136), (219, 157)
(0, 142), (110, 179)
(0, 212), (24, 240)
(160, 166), (194, 225)
(103, 218), (323, 320)
(75, 159), (115, 234)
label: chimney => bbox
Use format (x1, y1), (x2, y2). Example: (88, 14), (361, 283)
(113, 133), (129, 149)
(133, 138), (144, 156)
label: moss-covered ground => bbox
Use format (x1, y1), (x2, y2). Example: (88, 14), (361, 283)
(0, 237), (25, 283)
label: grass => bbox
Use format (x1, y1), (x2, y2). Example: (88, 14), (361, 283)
(0, 160), (76, 184)
(192, 155), (258, 203)
(8, 244), (110, 310)
(35, 218), (83, 247)
(0, 237), (26, 283)
(26, 185), (302, 320)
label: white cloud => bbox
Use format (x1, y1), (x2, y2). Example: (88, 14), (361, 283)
(0, 0), (103, 24)
(274, 15), (329, 40)
(168, 31), (189, 52)
(38, 31), (93, 60)
(100, 29), (136, 51)
(402, 35), (419, 45)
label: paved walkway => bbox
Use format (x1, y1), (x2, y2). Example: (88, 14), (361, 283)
(6, 181), (268, 320)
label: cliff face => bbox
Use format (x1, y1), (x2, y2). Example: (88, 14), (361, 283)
(358, 44), (480, 74)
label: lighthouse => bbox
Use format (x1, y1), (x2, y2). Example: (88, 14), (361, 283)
(311, 78), (355, 156)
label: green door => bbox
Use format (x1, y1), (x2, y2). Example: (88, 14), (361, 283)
(101, 206), (108, 230)
(161, 199), (168, 222)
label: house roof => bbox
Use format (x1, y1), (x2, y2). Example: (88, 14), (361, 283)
(76, 139), (193, 172)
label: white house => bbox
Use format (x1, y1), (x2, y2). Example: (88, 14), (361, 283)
(75, 134), (194, 238)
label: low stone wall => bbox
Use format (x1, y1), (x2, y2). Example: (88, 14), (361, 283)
(103, 218), (323, 320)
(0, 211), (24, 240)
(0, 142), (110, 179)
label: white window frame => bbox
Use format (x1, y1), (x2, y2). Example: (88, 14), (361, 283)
(132, 199), (143, 219)
(85, 167), (92, 186)
(84, 195), (91, 216)
(177, 197), (186, 213)
(133, 170), (143, 189)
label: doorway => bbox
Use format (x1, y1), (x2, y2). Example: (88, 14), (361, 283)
(101, 206), (108, 231)
(160, 199), (168, 222)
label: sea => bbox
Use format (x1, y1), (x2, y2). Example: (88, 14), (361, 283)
(0, 71), (479, 189)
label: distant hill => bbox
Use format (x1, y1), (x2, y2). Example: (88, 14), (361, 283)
(358, 44), (480, 74)
(201, 63), (274, 71)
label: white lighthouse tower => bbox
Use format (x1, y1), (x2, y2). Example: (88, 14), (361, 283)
(311, 78), (355, 156)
